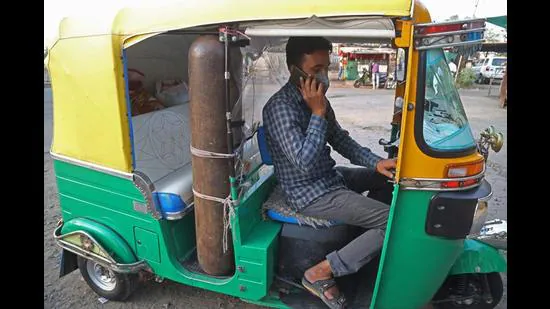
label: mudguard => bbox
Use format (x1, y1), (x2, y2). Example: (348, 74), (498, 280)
(60, 218), (138, 264)
(449, 239), (507, 275)
(59, 249), (78, 277)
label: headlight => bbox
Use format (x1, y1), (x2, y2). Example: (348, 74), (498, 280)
(469, 193), (492, 235)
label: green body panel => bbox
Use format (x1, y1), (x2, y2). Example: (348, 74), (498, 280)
(371, 188), (464, 309)
(134, 227), (161, 263)
(449, 239), (507, 275)
(61, 217), (138, 264)
(55, 159), (505, 306)
(54, 159), (281, 301)
(232, 170), (281, 300)
(166, 215), (197, 261)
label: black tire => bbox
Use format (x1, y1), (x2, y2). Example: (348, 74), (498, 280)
(435, 273), (504, 309)
(77, 256), (138, 301)
(353, 80), (361, 88)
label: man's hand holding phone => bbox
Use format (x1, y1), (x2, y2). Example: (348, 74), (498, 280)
(299, 76), (326, 117)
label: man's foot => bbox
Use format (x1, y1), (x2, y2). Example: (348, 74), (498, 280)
(302, 276), (346, 309)
(304, 260), (342, 301)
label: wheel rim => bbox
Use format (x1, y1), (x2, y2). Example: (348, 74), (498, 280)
(87, 261), (117, 291)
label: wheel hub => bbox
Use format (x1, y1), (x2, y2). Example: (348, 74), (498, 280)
(87, 261), (117, 291)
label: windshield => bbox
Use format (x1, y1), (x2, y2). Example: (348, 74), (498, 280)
(491, 58), (506, 66)
(422, 49), (476, 151)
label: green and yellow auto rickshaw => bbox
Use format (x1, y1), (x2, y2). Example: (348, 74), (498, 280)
(46, 0), (507, 308)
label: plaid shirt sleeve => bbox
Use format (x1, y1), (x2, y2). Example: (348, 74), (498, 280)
(265, 103), (328, 173)
(326, 103), (383, 169)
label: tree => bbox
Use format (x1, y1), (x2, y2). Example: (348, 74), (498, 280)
(485, 28), (504, 43)
(445, 15), (471, 22)
(447, 14), (459, 21)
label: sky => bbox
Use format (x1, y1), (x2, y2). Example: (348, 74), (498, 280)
(44, 0), (507, 48)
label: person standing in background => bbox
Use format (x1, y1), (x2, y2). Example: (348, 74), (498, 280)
(448, 60), (457, 77)
(341, 56), (348, 81)
(371, 61), (380, 89)
(337, 55), (344, 80)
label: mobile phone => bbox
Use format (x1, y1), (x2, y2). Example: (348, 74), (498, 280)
(290, 66), (312, 88)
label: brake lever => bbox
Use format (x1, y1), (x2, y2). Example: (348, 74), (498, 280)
(379, 138), (391, 146)
(386, 168), (397, 184)
(379, 138), (400, 156)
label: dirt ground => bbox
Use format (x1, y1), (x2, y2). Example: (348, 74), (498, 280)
(44, 83), (507, 308)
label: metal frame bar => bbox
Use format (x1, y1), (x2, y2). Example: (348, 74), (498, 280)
(53, 223), (149, 274)
(415, 18), (486, 27)
(50, 152), (133, 180)
(400, 167), (486, 191)
(415, 39), (485, 50)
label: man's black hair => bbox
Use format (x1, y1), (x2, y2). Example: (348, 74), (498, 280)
(285, 36), (332, 70)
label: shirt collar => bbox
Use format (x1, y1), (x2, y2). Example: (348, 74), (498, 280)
(284, 80), (305, 105)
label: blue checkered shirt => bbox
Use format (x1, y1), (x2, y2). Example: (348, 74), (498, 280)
(262, 81), (383, 210)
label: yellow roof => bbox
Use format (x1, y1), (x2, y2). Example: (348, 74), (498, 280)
(55, 0), (413, 42)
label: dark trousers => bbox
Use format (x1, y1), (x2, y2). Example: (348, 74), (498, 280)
(300, 166), (393, 277)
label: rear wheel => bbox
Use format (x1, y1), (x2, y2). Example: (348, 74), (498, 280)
(353, 80), (361, 88)
(77, 256), (138, 301)
(433, 273), (504, 309)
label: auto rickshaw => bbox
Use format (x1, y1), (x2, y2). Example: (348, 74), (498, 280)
(46, 1), (507, 308)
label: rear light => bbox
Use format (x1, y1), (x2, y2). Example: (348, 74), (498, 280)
(416, 20), (486, 35)
(441, 178), (479, 188)
(445, 160), (484, 178)
(442, 159), (484, 188)
(420, 24), (462, 34)
(447, 167), (468, 178)
(414, 19), (486, 50)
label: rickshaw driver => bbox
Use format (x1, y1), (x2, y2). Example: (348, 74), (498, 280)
(262, 37), (397, 308)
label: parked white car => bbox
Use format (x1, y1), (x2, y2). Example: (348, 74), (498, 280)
(472, 56), (506, 84)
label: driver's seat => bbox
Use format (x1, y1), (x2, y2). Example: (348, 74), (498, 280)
(257, 126), (341, 228)
(257, 126), (352, 281)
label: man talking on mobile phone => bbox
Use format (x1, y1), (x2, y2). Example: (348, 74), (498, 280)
(262, 37), (397, 309)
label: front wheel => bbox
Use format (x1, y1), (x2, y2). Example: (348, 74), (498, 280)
(353, 80), (361, 88)
(77, 256), (139, 301)
(433, 273), (504, 309)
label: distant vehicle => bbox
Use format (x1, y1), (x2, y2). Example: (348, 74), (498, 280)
(472, 56), (507, 84)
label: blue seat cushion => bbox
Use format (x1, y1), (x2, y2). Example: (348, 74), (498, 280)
(152, 163), (194, 220)
(266, 209), (302, 225)
(263, 186), (341, 228)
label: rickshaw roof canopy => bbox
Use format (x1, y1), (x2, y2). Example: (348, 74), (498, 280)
(486, 15), (507, 29)
(53, 0), (413, 44)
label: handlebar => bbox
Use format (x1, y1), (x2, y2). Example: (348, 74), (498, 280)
(379, 138), (391, 146)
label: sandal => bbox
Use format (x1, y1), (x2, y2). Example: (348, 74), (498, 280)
(301, 276), (347, 309)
